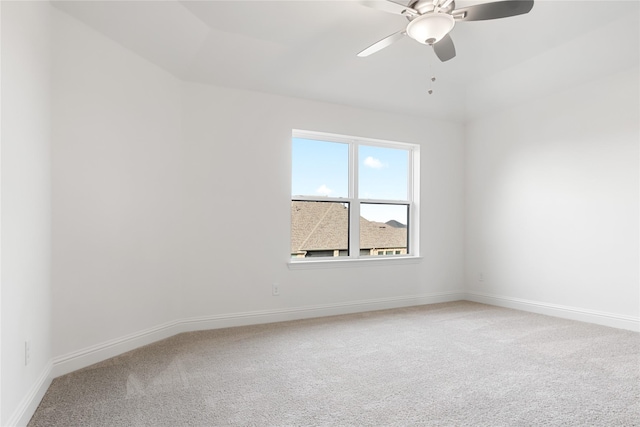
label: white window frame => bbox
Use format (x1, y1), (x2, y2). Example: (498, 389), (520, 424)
(289, 129), (421, 269)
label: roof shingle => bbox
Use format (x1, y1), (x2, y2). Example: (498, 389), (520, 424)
(291, 201), (406, 253)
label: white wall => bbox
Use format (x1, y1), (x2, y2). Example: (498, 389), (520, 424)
(51, 9), (184, 361)
(465, 66), (640, 328)
(180, 83), (465, 320)
(50, 8), (465, 372)
(1, 2), (52, 425)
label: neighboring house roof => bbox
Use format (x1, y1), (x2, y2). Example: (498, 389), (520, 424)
(291, 201), (406, 253)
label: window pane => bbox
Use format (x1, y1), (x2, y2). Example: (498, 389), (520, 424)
(359, 145), (408, 201)
(291, 201), (349, 258)
(292, 138), (348, 198)
(359, 203), (408, 256)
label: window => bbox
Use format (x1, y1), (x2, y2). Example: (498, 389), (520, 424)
(291, 130), (419, 263)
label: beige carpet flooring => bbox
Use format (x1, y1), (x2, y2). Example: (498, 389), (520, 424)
(29, 301), (640, 426)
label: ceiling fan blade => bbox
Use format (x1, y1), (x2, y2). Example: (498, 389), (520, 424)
(433, 33), (456, 62)
(452, 0), (534, 21)
(359, 1), (418, 16)
(357, 31), (406, 57)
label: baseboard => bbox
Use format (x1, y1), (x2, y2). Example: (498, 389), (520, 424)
(6, 361), (52, 427)
(52, 319), (183, 378)
(181, 291), (465, 331)
(465, 291), (640, 332)
(52, 291), (465, 378)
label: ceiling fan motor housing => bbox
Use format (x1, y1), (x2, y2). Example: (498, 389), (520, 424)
(410, 0), (456, 15)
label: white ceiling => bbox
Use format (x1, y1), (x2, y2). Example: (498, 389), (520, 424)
(52, 0), (639, 122)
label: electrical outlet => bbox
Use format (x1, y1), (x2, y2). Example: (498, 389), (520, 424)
(272, 283), (280, 296)
(478, 272), (484, 282)
(25, 341), (31, 366)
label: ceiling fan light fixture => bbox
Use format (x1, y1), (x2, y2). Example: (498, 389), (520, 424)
(406, 13), (455, 45)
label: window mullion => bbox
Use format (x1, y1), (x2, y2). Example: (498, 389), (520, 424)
(350, 142), (359, 258)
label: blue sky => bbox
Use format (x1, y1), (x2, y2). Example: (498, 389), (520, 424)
(292, 137), (409, 223)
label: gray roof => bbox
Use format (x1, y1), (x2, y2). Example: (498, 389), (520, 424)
(291, 201), (407, 253)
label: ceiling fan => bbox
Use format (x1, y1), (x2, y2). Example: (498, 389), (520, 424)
(357, 0), (534, 62)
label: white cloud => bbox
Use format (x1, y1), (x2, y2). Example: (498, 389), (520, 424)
(316, 184), (333, 196)
(364, 156), (385, 169)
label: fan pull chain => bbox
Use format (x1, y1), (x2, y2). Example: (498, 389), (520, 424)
(428, 60), (436, 95)
(429, 76), (436, 95)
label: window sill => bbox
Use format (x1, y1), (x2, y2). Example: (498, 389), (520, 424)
(287, 256), (423, 270)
